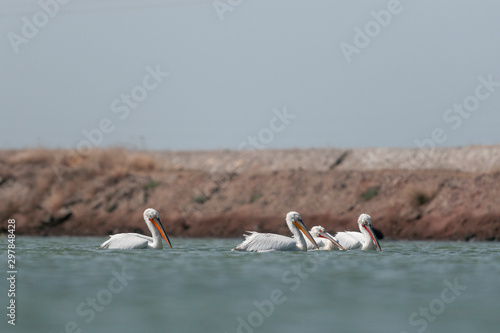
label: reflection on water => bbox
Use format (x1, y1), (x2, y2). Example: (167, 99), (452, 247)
(1, 237), (499, 333)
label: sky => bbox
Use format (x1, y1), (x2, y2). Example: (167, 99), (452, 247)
(1, 0), (500, 151)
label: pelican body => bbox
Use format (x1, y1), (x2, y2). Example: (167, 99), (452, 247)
(232, 211), (319, 252)
(99, 208), (172, 250)
(306, 226), (345, 251)
(335, 214), (382, 251)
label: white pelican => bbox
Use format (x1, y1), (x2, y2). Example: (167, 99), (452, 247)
(99, 208), (172, 250)
(334, 214), (382, 251)
(232, 211), (320, 252)
(306, 226), (345, 251)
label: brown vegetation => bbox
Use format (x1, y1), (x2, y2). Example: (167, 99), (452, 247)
(0, 147), (499, 241)
(404, 183), (439, 208)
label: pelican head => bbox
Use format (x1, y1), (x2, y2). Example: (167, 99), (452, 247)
(144, 208), (172, 248)
(310, 226), (345, 250)
(358, 214), (381, 251)
(310, 226), (325, 238)
(286, 211), (319, 250)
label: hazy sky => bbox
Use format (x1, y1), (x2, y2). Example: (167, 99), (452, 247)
(1, 0), (499, 151)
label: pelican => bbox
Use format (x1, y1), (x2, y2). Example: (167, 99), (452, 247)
(99, 208), (172, 250)
(334, 214), (382, 251)
(232, 211), (320, 252)
(306, 226), (345, 251)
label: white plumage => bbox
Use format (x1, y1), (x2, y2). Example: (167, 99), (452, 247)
(335, 214), (382, 251)
(306, 226), (345, 251)
(232, 211), (319, 252)
(99, 208), (172, 250)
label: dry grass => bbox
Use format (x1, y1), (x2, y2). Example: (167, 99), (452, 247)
(5, 148), (160, 173)
(43, 188), (65, 213)
(2, 147), (500, 240)
(0, 148), (162, 221)
(67, 149), (159, 173)
(30, 169), (56, 206)
(404, 183), (439, 208)
(8, 149), (55, 165)
(95, 150), (160, 182)
(0, 199), (21, 221)
(56, 150), (86, 167)
(92, 149), (127, 172)
(49, 148), (161, 183)
(0, 182), (29, 219)
(128, 153), (159, 171)
(108, 165), (129, 182)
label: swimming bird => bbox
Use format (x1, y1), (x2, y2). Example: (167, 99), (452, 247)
(306, 226), (345, 251)
(232, 211), (320, 252)
(334, 214), (382, 251)
(99, 208), (172, 250)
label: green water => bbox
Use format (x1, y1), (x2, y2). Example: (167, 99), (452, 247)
(1, 237), (499, 333)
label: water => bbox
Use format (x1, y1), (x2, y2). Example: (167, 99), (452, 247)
(1, 237), (499, 333)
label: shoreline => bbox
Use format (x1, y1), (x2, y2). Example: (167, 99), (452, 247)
(1, 146), (499, 241)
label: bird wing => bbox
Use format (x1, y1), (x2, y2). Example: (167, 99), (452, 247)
(99, 233), (152, 250)
(334, 231), (363, 250)
(307, 237), (326, 250)
(232, 232), (297, 252)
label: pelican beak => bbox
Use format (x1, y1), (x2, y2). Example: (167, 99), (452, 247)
(293, 221), (319, 249)
(319, 231), (345, 250)
(150, 217), (172, 248)
(362, 225), (382, 251)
